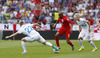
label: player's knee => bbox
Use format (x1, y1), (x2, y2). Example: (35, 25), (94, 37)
(43, 41), (46, 45)
(67, 42), (69, 44)
(21, 38), (26, 42)
(55, 32), (60, 37)
(88, 40), (91, 43)
(55, 35), (58, 37)
(78, 38), (80, 40)
(78, 37), (81, 40)
(66, 40), (70, 44)
(67, 42), (70, 44)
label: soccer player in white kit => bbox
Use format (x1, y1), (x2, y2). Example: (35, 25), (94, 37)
(5, 21), (58, 54)
(74, 13), (97, 52)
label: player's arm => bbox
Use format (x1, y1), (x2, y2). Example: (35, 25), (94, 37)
(70, 23), (73, 32)
(5, 32), (19, 39)
(67, 18), (74, 32)
(33, 23), (41, 28)
(97, 21), (100, 30)
(87, 21), (91, 32)
(53, 21), (58, 29)
(66, 18), (74, 25)
(70, 20), (74, 32)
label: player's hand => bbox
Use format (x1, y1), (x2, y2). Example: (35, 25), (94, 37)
(52, 25), (56, 29)
(70, 29), (72, 33)
(79, 30), (81, 33)
(97, 26), (99, 30)
(5, 36), (10, 39)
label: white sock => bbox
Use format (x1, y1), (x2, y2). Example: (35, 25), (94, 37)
(45, 42), (52, 46)
(78, 40), (84, 48)
(90, 41), (96, 48)
(21, 41), (27, 52)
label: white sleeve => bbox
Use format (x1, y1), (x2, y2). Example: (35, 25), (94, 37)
(17, 28), (23, 34)
(28, 24), (34, 27)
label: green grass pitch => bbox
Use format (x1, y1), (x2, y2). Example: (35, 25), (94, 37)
(0, 40), (100, 58)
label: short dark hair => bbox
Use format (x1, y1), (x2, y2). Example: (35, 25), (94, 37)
(19, 21), (24, 26)
(59, 12), (63, 19)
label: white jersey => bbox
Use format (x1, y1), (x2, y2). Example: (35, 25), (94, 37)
(17, 24), (39, 37)
(76, 18), (89, 31)
(77, 18), (91, 40)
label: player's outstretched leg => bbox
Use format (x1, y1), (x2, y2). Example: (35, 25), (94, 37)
(88, 40), (97, 52)
(21, 38), (27, 54)
(78, 37), (84, 51)
(43, 41), (58, 51)
(55, 32), (61, 50)
(66, 39), (74, 51)
(55, 37), (61, 49)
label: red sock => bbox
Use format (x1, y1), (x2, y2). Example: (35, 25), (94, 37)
(55, 37), (60, 47)
(68, 41), (73, 47)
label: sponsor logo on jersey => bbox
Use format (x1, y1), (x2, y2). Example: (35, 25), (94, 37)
(61, 19), (64, 22)
(67, 18), (70, 21)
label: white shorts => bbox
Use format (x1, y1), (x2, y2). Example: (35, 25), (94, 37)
(24, 33), (45, 43)
(78, 30), (91, 40)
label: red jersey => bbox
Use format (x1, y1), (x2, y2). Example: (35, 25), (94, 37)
(57, 15), (73, 29)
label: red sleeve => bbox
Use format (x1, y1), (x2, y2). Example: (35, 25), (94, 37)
(67, 18), (74, 25)
(63, 16), (74, 25)
(99, 20), (100, 23)
(57, 18), (60, 23)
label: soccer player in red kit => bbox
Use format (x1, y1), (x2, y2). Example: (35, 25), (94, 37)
(53, 12), (74, 51)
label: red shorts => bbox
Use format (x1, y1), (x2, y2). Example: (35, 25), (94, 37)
(58, 27), (71, 39)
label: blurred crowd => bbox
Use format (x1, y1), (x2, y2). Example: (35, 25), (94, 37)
(0, 0), (100, 25)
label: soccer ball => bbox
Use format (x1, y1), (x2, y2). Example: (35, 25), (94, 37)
(53, 49), (59, 53)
